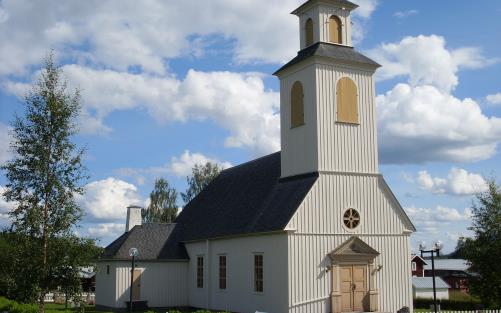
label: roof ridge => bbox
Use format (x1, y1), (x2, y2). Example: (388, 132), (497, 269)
(221, 151), (280, 173)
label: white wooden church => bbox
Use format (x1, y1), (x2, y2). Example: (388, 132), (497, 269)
(95, 0), (416, 312)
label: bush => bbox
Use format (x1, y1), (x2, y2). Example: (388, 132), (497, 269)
(0, 297), (38, 313)
(0, 297), (14, 311)
(414, 297), (483, 310)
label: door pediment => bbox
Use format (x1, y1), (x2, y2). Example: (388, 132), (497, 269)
(329, 236), (379, 263)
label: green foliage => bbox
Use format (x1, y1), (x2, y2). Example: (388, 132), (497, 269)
(0, 52), (89, 311)
(460, 180), (501, 308)
(181, 162), (222, 204)
(414, 297), (482, 310)
(143, 178), (178, 223)
(0, 297), (38, 313)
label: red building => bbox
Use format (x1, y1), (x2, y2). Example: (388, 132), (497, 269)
(411, 255), (427, 277)
(423, 259), (472, 294)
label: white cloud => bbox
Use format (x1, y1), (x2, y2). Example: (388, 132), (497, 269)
(486, 93), (501, 105)
(0, 0), (380, 78)
(116, 150), (232, 182)
(0, 123), (12, 165)
(0, 185), (15, 228)
(60, 65), (281, 156)
(405, 206), (472, 233)
(417, 168), (488, 196)
(393, 10), (418, 19)
(78, 177), (144, 222)
(87, 222), (125, 238)
(377, 83), (501, 163)
(169, 150), (232, 177)
(369, 35), (496, 92)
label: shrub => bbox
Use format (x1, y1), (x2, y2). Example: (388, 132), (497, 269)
(0, 297), (14, 311)
(414, 297), (483, 310)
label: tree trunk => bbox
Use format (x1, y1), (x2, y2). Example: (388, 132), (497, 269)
(39, 293), (45, 313)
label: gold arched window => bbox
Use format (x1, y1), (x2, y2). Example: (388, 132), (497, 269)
(329, 15), (342, 44)
(291, 81), (304, 128)
(305, 18), (314, 47)
(336, 77), (358, 123)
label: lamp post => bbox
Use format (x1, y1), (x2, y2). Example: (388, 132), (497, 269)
(128, 247), (139, 313)
(419, 241), (443, 313)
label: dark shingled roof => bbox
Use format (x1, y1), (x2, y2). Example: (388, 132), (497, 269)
(274, 42), (380, 76)
(158, 152), (318, 259)
(102, 223), (179, 260)
(103, 152), (318, 261)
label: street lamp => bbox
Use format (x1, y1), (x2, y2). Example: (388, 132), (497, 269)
(128, 247), (139, 313)
(419, 241), (443, 313)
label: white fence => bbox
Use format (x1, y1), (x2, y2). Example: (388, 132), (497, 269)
(43, 292), (95, 304)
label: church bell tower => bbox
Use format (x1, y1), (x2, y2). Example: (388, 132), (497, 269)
(274, 0), (381, 178)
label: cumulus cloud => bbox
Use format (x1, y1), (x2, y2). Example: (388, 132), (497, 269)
(78, 177), (144, 222)
(64, 66), (280, 155)
(0, 0), (380, 78)
(405, 206), (472, 233)
(486, 93), (501, 105)
(169, 150), (232, 177)
(417, 168), (488, 196)
(0, 122), (12, 165)
(87, 222), (125, 238)
(116, 150), (231, 184)
(369, 35), (496, 92)
(372, 35), (501, 164)
(377, 84), (501, 163)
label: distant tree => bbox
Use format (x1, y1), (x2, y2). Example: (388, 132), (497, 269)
(461, 180), (501, 308)
(143, 178), (178, 223)
(181, 162), (222, 204)
(1, 52), (87, 312)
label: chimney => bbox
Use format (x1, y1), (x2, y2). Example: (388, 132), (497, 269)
(125, 205), (142, 232)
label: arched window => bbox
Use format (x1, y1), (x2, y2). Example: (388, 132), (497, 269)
(329, 15), (342, 44)
(305, 18), (314, 47)
(336, 77), (358, 123)
(291, 81), (304, 128)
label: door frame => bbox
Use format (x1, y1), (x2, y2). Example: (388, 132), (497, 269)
(328, 237), (380, 313)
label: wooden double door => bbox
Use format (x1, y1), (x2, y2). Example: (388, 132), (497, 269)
(340, 265), (368, 312)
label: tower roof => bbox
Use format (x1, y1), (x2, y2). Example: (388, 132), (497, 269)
(292, 0), (359, 15)
(274, 42), (380, 76)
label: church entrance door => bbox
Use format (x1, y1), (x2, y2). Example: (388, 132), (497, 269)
(340, 265), (367, 312)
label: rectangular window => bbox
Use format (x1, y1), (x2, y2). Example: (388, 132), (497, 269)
(219, 255), (227, 290)
(197, 256), (204, 288)
(411, 262), (416, 271)
(106, 265), (110, 275)
(254, 254), (263, 293)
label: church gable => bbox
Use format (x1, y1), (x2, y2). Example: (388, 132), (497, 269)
(285, 173), (415, 234)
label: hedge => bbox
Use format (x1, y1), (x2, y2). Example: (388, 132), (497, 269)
(0, 297), (38, 313)
(414, 297), (483, 310)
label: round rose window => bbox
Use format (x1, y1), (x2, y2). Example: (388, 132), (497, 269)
(343, 208), (360, 229)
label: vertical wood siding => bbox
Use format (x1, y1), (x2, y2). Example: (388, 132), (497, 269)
(280, 63), (319, 178)
(316, 64), (378, 174)
(287, 173), (413, 312)
(114, 261), (189, 308)
(288, 234), (412, 313)
(287, 174), (411, 234)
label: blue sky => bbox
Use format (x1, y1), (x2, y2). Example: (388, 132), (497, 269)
(0, 0), (500, 252)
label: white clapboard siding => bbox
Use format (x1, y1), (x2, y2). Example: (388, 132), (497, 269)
(316, 64), (378, 174)
(288, 234), (412, 313)
(279, 61), (379, 178)
(287, 173), (413, 234)
(115, 261), (189, 308)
